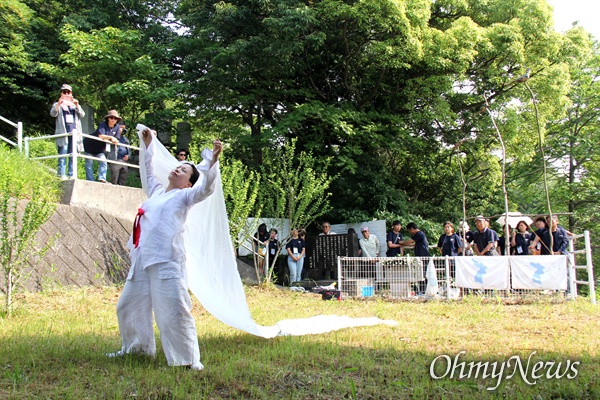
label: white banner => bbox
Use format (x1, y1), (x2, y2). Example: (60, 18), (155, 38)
(510, 255), (568, 290)
(455, 257), (509, 290)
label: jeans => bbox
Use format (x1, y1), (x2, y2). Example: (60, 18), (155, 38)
(288, 254), (303, 284)
(56, 136), (74, 177)
(85, 152), (107, 181)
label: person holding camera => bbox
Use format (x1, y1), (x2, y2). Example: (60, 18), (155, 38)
(50, 84), (85, 179)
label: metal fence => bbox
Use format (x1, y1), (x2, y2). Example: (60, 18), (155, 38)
(337, 231), (595, 303)
(0, 115), (22, 150)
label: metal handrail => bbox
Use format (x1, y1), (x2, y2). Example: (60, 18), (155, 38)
(0, 115), (22, 150)
(24, 131), (140, 179)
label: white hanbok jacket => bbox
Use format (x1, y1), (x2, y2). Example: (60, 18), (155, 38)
(126, 140), (218, 280)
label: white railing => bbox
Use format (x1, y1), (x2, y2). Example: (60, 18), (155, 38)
(568, 230), (596, 304)
(24, 131), (139, 179)
(0, 115), (23, 150)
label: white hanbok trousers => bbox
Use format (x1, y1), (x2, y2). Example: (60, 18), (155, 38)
(116, 261), (200, 366)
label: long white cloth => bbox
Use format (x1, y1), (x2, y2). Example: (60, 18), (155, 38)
(136, 125), (397, 337)
(455, 256), (510, 290)
(510, 255), (567, 290)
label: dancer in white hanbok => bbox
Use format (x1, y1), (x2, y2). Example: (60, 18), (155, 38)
(108, 128), (222, 370)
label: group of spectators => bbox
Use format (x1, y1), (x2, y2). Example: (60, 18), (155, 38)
(338, 215), (569, 260)
(51, 83), (190, 186)
(457, 215), (569, 257)
(50, 84), (130, 184)
(254, 223), (307, 284)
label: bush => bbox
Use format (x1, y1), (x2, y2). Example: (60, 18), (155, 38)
(0, 145), (61, 315)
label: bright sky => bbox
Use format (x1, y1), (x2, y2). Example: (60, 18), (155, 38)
(547, 0), (600, 40)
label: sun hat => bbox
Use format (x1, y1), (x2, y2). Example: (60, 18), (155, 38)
(104, 110), (122, 121)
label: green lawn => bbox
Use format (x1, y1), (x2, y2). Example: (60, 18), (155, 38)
(1, 286), (598, 399)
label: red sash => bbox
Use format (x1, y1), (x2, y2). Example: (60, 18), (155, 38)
(133, 208), (144, 248)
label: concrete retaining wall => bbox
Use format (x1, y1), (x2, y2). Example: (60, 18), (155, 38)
(8, 180), (257, 292)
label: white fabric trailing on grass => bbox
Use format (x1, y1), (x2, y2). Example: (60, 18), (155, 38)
(136, 125), (397, 337)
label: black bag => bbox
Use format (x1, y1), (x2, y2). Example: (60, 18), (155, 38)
(83, 130), (107, 154)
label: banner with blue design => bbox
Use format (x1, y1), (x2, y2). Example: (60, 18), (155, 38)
(455, 257), (509, 289)
(510, 255), (567, 290)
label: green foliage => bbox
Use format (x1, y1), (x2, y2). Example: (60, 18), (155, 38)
(260, 139), (334, 233)
(259, 138), (334, 281)
(52, 24), (177, 127)
(0, 146), (60, 315)
(221, 157), (262, 249)
(174, 0), (581, 225)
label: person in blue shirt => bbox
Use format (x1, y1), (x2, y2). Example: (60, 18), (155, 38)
(286, 229), (305, 284)
(510, 220), (532, 256)
(109, 122), (131, 185)
(386, 220), (404, 257)
(529, 217), (548, 255)
(83, 109), (120, 182)
(437, 221), (463, 257)
(405, 222), (430, 295)
(405, 222), (430, 257)
(472, 216), (499, 256)
(541, 215), (569, 255)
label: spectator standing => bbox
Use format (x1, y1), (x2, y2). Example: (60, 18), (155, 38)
(498, 225), (508, 255)
(254, 223), (269, 276)
(459, 221), (474, 256)
(109, 122), (131, 185)
(359, 226), (380, 257)
(386, 220), (404, 257)
(50, 84), (85, 179)
(83, 110), (120, 182)
(319, 222), (336, 235)
(541, 215), (569, 255)
(405, 222), (430, 295)
(511, 220), (532, 256)
(286, 229), (305, 284)
(437, 221), (463, 256)
(472, 216), (499, 256)
(529, 217), (548, 255)
(404, 222), (431, 257)
(176, 149), (188, 162)
(266, 228), (280, 277)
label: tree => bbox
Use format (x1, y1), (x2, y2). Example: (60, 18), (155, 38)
(259, 138), (335, 283)
(51, 23), (178, 131)
(174, 0), (574, 224)
(221, 157), (262, 252)
(0, 0), (53, 136)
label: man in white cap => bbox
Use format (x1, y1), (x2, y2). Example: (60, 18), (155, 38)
(359, 226), (380, 258)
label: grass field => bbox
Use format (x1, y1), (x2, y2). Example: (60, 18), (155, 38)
(1, 286), (599, 399)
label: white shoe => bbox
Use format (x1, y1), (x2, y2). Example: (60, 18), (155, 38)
(106, 350), (126, 358)
(188, 362), (205, 371)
